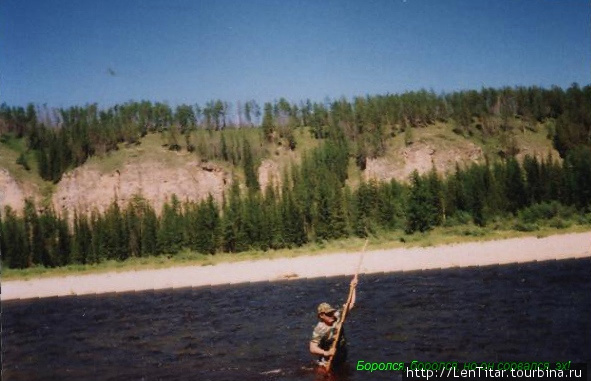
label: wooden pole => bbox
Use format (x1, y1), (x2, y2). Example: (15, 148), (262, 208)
(325, 238), (368, 372)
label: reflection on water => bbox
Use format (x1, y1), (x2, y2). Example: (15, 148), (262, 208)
(4, 258), (591, 381)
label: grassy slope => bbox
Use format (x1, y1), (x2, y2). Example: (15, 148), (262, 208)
(0, 134), (55, 206)
(0, 119), (558, 199)
(84, 133), (199, 174)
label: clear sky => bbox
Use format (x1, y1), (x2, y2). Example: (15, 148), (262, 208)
(2, 0), (589, 108)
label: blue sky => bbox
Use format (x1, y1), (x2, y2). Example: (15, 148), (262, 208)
(2, 0), (589, 108)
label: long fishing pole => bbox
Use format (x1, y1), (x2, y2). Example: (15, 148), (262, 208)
(325, 238), (369, 372)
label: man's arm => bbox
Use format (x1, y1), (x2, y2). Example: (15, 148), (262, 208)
(309, 341), (335, 357)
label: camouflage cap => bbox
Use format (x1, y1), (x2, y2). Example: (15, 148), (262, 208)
(317, 302), (336, 315)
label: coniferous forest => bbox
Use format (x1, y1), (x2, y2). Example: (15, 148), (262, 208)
(1, 84), (590, 269)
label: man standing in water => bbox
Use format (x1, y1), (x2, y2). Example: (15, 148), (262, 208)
(309, 275), (358, 368)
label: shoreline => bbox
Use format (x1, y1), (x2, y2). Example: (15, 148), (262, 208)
(3, 231), (591, 301)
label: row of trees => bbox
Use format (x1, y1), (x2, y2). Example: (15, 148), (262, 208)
(1, 84), (589, 182)
(2, 139), (590, 269)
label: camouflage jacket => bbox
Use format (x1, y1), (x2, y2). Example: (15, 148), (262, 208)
(310, 309), (347, 352)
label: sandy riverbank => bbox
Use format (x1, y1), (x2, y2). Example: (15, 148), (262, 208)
(3, 231), (591, 301)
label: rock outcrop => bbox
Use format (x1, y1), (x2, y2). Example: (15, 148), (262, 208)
(0, 169), (28, 212)
(52, 160), (229, 215)
(365, 141), (483, 182)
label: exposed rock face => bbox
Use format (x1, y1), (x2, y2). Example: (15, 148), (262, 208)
(4, 134), (551, 216)
(365, 141), (483, 182)
(52, 160), (229, 215)
(258, 159), (281, 191)
(0, 169), (27, 213)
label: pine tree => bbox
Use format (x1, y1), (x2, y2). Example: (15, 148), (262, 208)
(523, 155), (542, 205)
(490, 161), (508, 213)
(314, 170), (347, 241)
(56, 214), (71, 266)
(125, 200), (142, 258)
(329, 185), (349, 240)
(141, 203), (159, 255)
(103, 200), (127, 260)
(192, 195), (220, 254)
(36, 149), (50, 180)
(242, 139), (259, 191)
(1, 206), (29, 268)
(505, 157), (527, 213)
(426, 168), (444, 226)
(444, 164), (469, 220)
(314, 172), (333, 241)
(23, 199), (36, 265)
(280, 186), (307, 247)
(158, 195), (183, 254)
(38, 210), (58, 267)
(222, 180), (247, 253)
(406, 171), (437, 233)
(221, 133), (229, 161)
(89, 210), (105, 263)
(354, 180), (375, 237)
(464, 164), (488, 226)
(564, 146), (591, 208)
(262, 102), (275, 142)
(262, 184), (283, 249)
(243, 189), (264, 249)
(72, 212), (92, 264)
(377, 179), (404, 230)
(541, 153), (564, 202)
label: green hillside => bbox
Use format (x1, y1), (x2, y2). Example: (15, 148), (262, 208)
(1, 84), (590, 272)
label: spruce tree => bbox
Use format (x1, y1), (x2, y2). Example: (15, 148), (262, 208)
(377, 179), (404, 230)
(564, 146), (591, 208)
(426, 168), (444, 226)
(221, 133), (229, 162)
(505, 157), (527, 213)
(23, 199), (36, 265)
(2, 206), (29, 268)
(103, 200), (127, 260)
(72, 211), (91, 264)
(222, 180), (247, 253)
(406, 171), (436, 233)
(125, 200), (142, 257)
(314, 172), (333, 241)
(523, 155), (542, 204)
(141, 203), (159, 255)
(354, 181), (373, 237)
(56, 215), (71, 266)
(158, 195), (183, 254)
(330, 185), (349, 240)
(242, 139), (259, 191)
(281, 188), (307, 247)
(38, 210), (57, 267)
(89, 210), (104, 263)
(243, 189), (264, 249)
(193, 195), (220, 254)
(262, 102), (275, 142)
(262, 184), (283, 249)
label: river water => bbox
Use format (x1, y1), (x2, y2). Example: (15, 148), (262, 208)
(3, 258), (591, 381)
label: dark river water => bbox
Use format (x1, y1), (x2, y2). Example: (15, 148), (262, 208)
(3, 258), (591, 381)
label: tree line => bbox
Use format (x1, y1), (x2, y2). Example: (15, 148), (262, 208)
(1, 84), (589, 182)
(2, 137), (590, 269)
